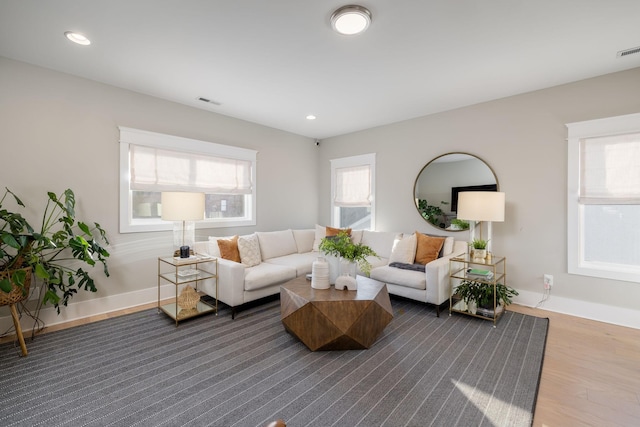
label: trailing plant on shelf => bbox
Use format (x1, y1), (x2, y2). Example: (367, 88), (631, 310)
(450, 218), (469, 230)
(318, 231), (378, 276)
(0, 187), (110, 314)
(455, 279), (518, 309)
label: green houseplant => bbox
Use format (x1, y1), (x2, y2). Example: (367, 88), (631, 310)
(470, 239), (488, 250)
(318, 231), (378, 276)
(455, 279), (519, 315)
(417, 199), (448, 227)
(0, 188), (110, 314)
(449, 218), (469, 230)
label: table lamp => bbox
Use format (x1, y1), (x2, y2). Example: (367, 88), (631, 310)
(161, 192), (205, 258)
(456, 191), (505, 254)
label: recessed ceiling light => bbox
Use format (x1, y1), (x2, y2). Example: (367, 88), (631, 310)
(306, 115), (317, 120)
(64, 31), (91, 46)
(331, 5), (372, 35)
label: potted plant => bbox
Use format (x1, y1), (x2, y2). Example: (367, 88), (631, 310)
(1, 188), (110, 314)
(417, 199), (449, 228)
(469, 238), (488, 259)
(318, 231), (378, 276)
(454, 279), (518, 317)
(449, 218), (469, 230)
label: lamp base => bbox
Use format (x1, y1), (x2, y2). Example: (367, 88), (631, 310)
(179, 246), (190, 258)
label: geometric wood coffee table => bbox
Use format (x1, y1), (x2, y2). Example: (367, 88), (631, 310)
(280, 275), (394, 351)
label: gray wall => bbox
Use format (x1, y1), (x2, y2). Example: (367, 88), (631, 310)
(317, 67), (640, 327)
(2, 54), (640, 328)
(0, 57), (317, 324)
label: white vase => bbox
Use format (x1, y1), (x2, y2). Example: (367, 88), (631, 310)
(311, 257), (330, 289)
(468, 300), (477, 315)
(335, 258), (357, 290)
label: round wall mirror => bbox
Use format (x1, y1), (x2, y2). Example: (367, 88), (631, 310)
(413, 153), (499, 230)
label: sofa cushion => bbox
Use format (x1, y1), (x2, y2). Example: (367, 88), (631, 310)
(238, 234), (261, 267)
(350, 229), (363, 244)
(244, 262), (296, 291)
(388, 233), (417, 264)
(256, 230), (298, 260)
(265, 252), (317, 276)
(292, 229), (315, 253)
(415, 232), (445, 265)
(361, 230), (401, 259)
(441, 236), (455, 256)
(370, 265), (426, 290)
(218, 236), (241, 262)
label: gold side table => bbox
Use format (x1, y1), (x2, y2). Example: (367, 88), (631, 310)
(449, 253), (507, 327)
(157, 255), (218, 326)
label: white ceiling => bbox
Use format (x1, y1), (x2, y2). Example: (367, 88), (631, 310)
(1, 1), (640, 139)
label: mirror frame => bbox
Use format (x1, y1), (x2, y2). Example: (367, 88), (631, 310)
(413, 152), (499, 231)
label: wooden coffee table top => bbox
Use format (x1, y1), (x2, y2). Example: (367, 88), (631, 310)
(280, 275), (393, 351)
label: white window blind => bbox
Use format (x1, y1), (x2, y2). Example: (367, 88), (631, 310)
(567, 113), (640, 283)
(334, 164), (371, 207)
(580, 133), (640, 204)
(130, 145), (253, 194)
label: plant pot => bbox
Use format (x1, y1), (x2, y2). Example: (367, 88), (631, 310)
(311, 257), (330, 289)
(471, 249), (487, 260)
(467, 300), (477, 315)
(0, 267), (32, 357)
(335, 259), (357, 290)
(0, 267), (32, 306)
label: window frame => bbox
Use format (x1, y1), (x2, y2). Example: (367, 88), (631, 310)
(566, 112), (640, 283)
(119, 127), (257, 233)
(330, 153), (376, 230)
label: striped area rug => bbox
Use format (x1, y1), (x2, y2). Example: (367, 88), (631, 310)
(0, 297), (547, 427)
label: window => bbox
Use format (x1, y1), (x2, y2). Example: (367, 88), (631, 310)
(330, 153), (375, 230)
(119, 127), (257, 233)
(566, 113), (640, 282)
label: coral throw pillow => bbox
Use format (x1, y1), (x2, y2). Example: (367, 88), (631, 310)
(218, 236), (241, 263)
(415, 232), (445, 265)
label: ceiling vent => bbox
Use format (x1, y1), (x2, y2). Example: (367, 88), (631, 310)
(617, 46), (640, 57)
(197, 97), (221, 106)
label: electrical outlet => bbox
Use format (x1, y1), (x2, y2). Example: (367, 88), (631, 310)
(543, 274), (553, 289)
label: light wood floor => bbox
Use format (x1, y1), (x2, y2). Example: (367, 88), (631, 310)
(3, 302), (639, 426)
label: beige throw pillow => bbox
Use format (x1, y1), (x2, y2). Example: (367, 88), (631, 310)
(238, 234), (261, 267)
(388, 233), (417, 264)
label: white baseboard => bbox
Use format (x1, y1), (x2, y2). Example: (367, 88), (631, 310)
(513, 289), (640, 330)
(0, 283), (178, 335)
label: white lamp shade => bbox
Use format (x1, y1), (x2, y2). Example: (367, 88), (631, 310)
(456, 191), (505, 222)
(161, 192), (205, 221)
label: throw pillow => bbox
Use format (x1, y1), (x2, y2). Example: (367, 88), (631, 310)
(312, 224), (325, 252)
(217, 236), (241, 263)
(415, 232), (445, 265)
(326, 226), (352, 236)
(388, 233), (417, 264)
(238, 234), (261, 267)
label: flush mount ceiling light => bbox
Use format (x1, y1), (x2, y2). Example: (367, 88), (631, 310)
(64, 31), (91, 46)
(330, 5), (372, 35)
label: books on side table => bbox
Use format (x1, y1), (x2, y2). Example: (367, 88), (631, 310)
(466, 268), (494, 280)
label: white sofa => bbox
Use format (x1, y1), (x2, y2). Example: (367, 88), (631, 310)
(193, 228), (466, 318)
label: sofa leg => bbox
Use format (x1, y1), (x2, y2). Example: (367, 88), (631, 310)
(232, 307), (236, 320)
(436, 305), (440, 317)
